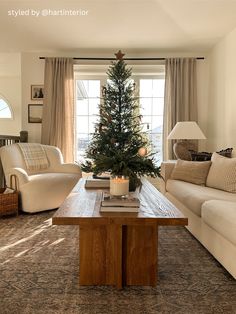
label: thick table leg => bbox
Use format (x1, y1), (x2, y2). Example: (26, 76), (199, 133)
(123, 224), (158, 286)
(79, 224), (122, 288)
(79, 223), (158, 287)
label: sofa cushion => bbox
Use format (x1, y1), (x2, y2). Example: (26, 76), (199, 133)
(170, 159), (211, 185)
(166, 179), (236, 217)
(202, 200), (236, 246)
(206, 152), (236, 193)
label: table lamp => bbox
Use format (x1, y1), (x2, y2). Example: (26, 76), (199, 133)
(167, 121), (206, 160)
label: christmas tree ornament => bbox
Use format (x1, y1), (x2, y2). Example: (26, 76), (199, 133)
(138, 147), (147, 157)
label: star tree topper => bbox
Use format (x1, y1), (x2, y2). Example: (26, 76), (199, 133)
(115, 50), (125, 60)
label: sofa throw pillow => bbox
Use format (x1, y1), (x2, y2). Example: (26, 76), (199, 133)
(189, 150), (212, 161)
(217, 147), (233, 158)
(190, 147), (233, 161)
(170, 160), (212, 185)
(206, 152), (236, 193)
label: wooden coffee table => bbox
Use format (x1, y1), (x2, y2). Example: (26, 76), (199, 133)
(52, 178), (187, 288)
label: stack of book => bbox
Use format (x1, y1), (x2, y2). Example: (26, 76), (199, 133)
(100, 192), (140, 212)
(85, 177), (110, 188)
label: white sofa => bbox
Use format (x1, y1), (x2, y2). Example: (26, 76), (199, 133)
(0, 144), (82, 213)
(161, 161), (236, 279)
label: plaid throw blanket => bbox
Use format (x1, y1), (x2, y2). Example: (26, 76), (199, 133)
(18, 143), (49, 171)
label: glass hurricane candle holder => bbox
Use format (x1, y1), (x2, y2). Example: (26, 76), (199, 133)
(110, 175), (129, 197)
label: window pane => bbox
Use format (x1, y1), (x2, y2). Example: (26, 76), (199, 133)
(140, 98), (152, 116)
(153, 79), (165, 97)
(89, 116), (98, 133)
(82, 80), (89, 95)
(88, 80), (100, 97)
(140, 79), (152, 97)
(152, 116), (163, 132)
(77, 134), (89, 162)
(151, 133), (162, 162)
(89, 98), (100, 115)
(152, 98), (164, 115)
(0, 98), (12, 118)
(141, 116), (152, 132)
(77, 79), (100, 98)
(77, 99), (88, 115)
(77, 116), (89, 133)
(151, 133), (162, 150)
(77, 133), (89, 147)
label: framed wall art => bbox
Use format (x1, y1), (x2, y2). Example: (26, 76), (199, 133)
(31, 85), (44, 100)
(28, 104), (43, 123)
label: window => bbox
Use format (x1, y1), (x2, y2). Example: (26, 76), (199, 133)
(0, 96), (12, 119)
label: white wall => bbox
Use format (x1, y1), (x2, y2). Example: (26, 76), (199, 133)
(21, 52), (44, 142)
(207, 26), (236, 153)
(0, 53), (21, 135)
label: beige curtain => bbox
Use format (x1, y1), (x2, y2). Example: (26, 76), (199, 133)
(41, 58), (74, 162)
(163, 58), (197, 160)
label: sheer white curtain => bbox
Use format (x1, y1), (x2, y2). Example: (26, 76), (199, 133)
(163, 58), (197, 160)
(41, 58), (75, 162)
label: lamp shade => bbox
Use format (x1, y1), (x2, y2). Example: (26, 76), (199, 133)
(167, 121), (206, 140)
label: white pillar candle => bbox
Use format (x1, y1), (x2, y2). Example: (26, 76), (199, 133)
(110, 176), (129, 196)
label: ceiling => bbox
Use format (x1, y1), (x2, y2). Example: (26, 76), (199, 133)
(1, 0), (236, 54)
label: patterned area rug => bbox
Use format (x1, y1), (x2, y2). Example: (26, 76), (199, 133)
(0, 211), (236, 314)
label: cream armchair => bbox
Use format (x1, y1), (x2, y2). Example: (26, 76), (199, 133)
(0, 144), (82, 213)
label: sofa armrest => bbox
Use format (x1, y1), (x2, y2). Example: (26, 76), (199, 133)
(160, 161), (176, 194)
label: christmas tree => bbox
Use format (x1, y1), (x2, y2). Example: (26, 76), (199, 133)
(81, 50), (161, 190)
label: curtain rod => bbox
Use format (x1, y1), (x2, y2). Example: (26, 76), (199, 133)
(39, 57), (204, 61)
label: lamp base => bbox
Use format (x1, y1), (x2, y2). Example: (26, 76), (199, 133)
(173, 140), (197, 160)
